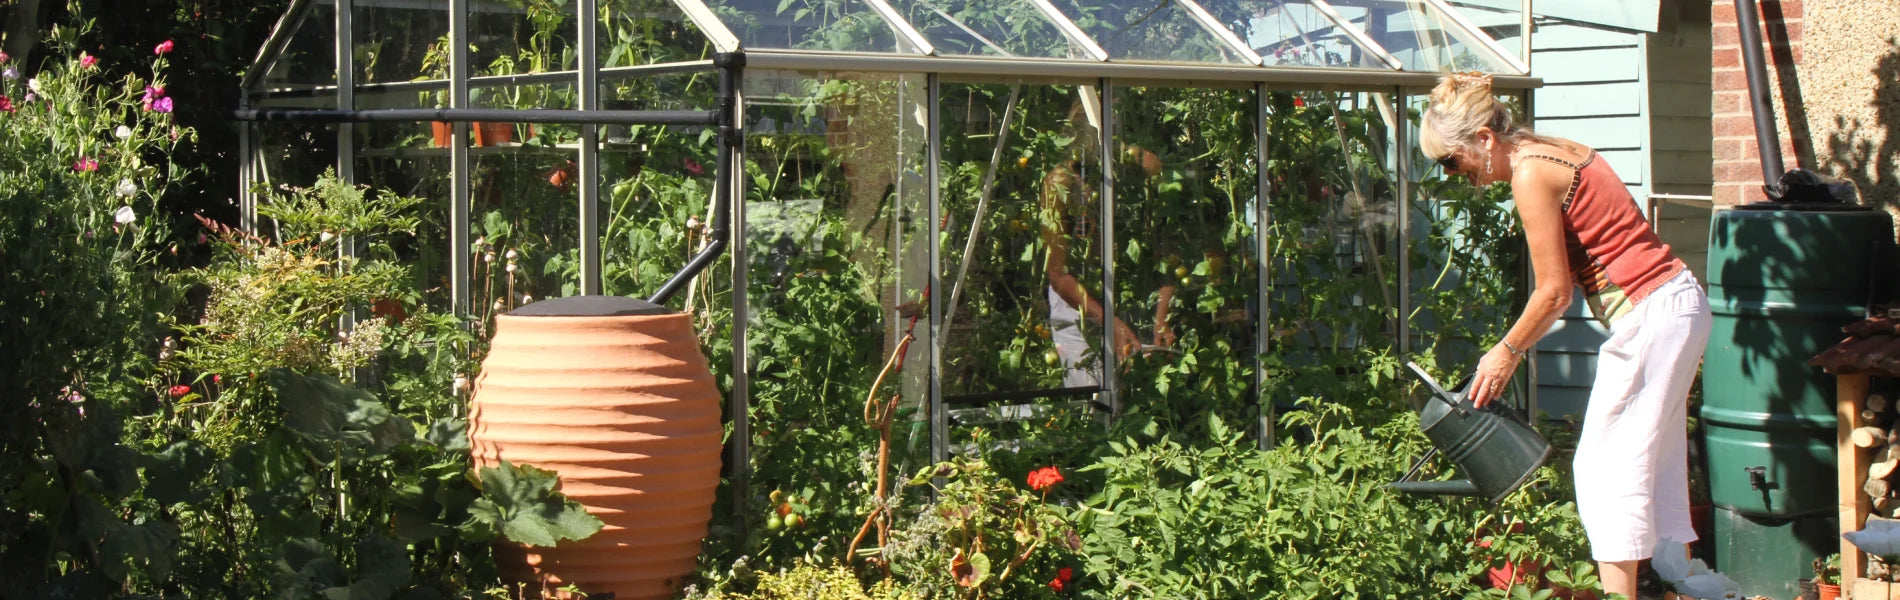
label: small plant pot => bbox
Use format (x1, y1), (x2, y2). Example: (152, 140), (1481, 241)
(1818, 581), (1841, 600)
(430, 121), (453, 148)
(473, 121), (515, 146)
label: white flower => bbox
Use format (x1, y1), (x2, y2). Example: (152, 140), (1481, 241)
(505, 262), (517, 273)
(504, 249), (518, 260)
(113, 205), (136, 225)
(1846, 519), (1900, 561)
(115, 125), (133, 140)
(27, 77), (40, 93)
(452, 375), (468, 393)
(521, 294), (533, 304)
(320, 232), (336, 244)
(116, 179), (137, 197)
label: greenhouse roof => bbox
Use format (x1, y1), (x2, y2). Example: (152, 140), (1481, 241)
(244, 0), (1538, 101)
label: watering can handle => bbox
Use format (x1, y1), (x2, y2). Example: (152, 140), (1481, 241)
(1405, 362), (1453, 403)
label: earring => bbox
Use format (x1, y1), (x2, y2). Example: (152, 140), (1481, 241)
(1484, 153), (1494, 178)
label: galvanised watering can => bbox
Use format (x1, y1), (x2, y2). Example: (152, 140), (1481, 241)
(1390, 362), (1552, 504)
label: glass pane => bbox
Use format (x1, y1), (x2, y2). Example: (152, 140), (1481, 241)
(1400, 93), (1519, 382)
(601, 0), (718, 66)
(1448, 0), (1526, 65)
(353, 1), (450, 86)
(1046, 0), (1242, 63)
(1263, 89), (1400, 409)
(1109, 85), (1259, 430)
(354, 122), (456, 314)
(741, 69), (932, 516)
(260, 3), (337, 92)
(256, 122), (338, 193)
(1333, 0), (1515, 72)
(1224, 0), (1387, 68)
(936, 82), (1105, 409)
(705, 0), (901, 53)
(469, 0), (580, 109)
(884, 0), (1081, 58)
(599, 121), (718, 299)
(467, 125), (582, 326)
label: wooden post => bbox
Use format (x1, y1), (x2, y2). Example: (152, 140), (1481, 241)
(1843, 373), (1873, 585)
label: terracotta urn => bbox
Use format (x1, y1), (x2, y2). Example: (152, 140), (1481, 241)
(469, 296), (723, 599)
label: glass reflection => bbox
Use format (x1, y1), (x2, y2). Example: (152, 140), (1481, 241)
(600, 0), (718, 67)
(1327, 0), (1515, 72)
(704, 0), (899, 53)
(884, 0), (1079, 58)
(741, 69), (931, 508)
(262, 3), (337, 91)
(469, 0), (580, 109)
(1109, 85), (1259, 428)
(1225, 0), (1386, 67)
(466, 124), (581, 327)
(1263, 89), (1399, 405)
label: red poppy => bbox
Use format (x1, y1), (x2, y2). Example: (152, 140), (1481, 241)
(1049, 577), (1066, 592)
(168, 384), (191, 398)
(1027, 466), (1064, 491)
(1058, 567), (1074, 582)
(1293, 96), (1306, 108)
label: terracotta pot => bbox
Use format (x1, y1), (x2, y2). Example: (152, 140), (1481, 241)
(1819, 581), (1842, 600)
(430, 121), (452, 148)
(469, 296), (723, 599)
(473, 121), (515, 146)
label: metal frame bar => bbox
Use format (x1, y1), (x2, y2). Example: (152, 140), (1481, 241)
(1097, 79), (1118, 416)
(1174, 0), (1267, 66)
(1026, 0), (1109, 61)
(927, 73), (947, 465)
(863, 0), (937, 56)
(727, 63), (751, 525)
(1310, 0), (1404, 70)
(243, 0), (315, 94)
(451, 0), (473, 317)
(1521, 0), (1533, 72)
(1395, 88), (1410, 360)
(579, 0), (603, 296)
(742, 51), (1541, 88)
(1421, 0), (1530, 75)
(336, 0), (356, 187)
(669, 0), (742, 53)
(236, 107), (720, 125)
(1254, 81), (1273, 449)
(254, 61), (718, 100)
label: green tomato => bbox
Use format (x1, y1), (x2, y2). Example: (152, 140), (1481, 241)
(1044, 349), (1061, 367)
(785, 513), (805, 529)
(766, 514), (783, 531)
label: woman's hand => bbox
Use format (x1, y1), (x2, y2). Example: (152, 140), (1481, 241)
(1467, 344), (1521, 408)
(1113, 318), (1140, 362)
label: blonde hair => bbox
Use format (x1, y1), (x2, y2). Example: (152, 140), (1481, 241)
(1418, 72), (1558, 159)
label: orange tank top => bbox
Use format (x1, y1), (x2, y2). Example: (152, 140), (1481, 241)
(1523, 152), (1685, 327)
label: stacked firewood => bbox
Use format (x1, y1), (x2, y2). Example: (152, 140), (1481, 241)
(1857, 394), (1900, 518)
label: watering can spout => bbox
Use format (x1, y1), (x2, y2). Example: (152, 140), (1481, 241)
(1388, 479), (1482, 497)
(1390, 362), (1552, 504)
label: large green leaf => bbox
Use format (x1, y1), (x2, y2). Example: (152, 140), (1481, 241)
(98, 518), (179, 582)
(142, 439), (214, 506)
(268, 369), (415, 459)
(464, 460), (604, 547)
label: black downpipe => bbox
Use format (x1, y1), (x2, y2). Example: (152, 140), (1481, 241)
(1733, 0), (1785, 187)
(648, 52), (743, 305)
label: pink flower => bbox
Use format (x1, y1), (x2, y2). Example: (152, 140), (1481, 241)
(213, 374), (222, 385)
(683, 158), (704, 176)
(0, 51), (9, 63)
(154, 40), (174, 55)
(168, 384), (191, 398)
(0, 95), (12, 113)
(151, 97), (173, 113)
(80, 53), (97, 68)
(73, 157), (99, 172)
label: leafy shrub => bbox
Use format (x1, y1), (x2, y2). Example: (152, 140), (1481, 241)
(1070, 402), (1590, 599)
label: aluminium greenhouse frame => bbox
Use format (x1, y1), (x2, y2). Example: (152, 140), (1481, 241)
(237, 0), (1541, 513)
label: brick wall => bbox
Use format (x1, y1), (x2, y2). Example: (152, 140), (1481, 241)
(1711, 0), (1803, 206)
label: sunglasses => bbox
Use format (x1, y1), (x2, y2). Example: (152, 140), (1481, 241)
(1434, 154), (1461, 174)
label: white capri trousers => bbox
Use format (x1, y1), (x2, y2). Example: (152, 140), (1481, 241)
(1572, 270), (1712, 562)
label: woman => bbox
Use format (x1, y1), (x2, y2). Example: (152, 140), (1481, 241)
(1419, 72), (1711, 598)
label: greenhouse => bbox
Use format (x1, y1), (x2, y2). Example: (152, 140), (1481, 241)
(230, 0), (1553, 593)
